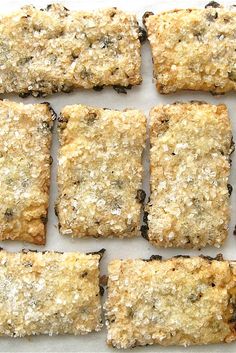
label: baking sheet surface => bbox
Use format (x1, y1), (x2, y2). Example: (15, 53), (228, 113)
(1, 0), (236, 352)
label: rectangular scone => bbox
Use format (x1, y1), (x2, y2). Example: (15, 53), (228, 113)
(0, 4), (142, 97)
(105, 255), (236, 348)
(0, 100), (54, 245)
(145, 102), (233, 248)
(144, 4), (236, 94)
(57, 104), (146, 238)
(0, 249), (103, 336)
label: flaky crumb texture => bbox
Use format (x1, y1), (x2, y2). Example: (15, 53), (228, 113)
(147, 102), (232, 248)
(0, 250), (102, 336)
(57, 104), (146, 238)
(105, 257), (236, 348)
(0, 100), (53, 244)
(145, 7), (236, 93)
(0, 4), (142, 96)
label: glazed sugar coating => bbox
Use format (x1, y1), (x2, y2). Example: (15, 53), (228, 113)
(0, 249), (102, 336)
(0, 4), (142, 97)
(105, 256), (236, 348)
(57, 104), (146, 238)
(0, 100), (54, 245)
(144, 7), (236, 94)
(146, 102), (233, 248)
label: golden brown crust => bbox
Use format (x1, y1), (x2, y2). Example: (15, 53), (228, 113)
(0, 249), (102, 336)
(0, 4), (142, 96)
(57, 104), (146, 238)
(0, 100), (53, 244)
(146, 102), (232, 248)
(105, 256), (236, 348)
(144, 7), (236, 93)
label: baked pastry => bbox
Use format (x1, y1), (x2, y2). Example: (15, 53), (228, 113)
(144, 3), (236, 94)
(57, 104), (146, 238)
(105, 255), (236, 348)
(0, 4), (143, 97)
(0, 100), (54, 244)
(0, 249), (103, 336)
(145, 102), (233, 248)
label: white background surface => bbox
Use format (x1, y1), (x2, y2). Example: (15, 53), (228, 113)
(1, 0), (236, 352)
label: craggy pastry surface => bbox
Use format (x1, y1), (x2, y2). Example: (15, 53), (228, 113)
(146, 103), (233, 248)
(57, 104), (146, 238)
(144, 7), (236, 93)
(0, 250), (102, 336)
(0, 100), (53, 245)
(105, 257), (236, 348)
(0, 4), (142, 96)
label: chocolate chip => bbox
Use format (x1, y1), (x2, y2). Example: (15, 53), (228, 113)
(227, 183), (233, 196)
(40, 215), (48, 225)
(230, 137), (235, 154)
(141, 211), (149, 240)
(4, 208), (13, 219)
(61, 85), (73, 93)
(81, 271), (88, 278)
(113, 85), (132, 94)
(100, 35), (113, 49)
(142, 11), (154, 26)
(229, 70), (236, 82)
(80, 67), (91, 80)
(229, 305), (236, 323)
(144, 255), (162, 261)
(93, 85), (104, 92)
(87, 113), (97, 125)
(54, 205), (58, 217)
(233, 225), (236, 236)
(206, 11), (218, 21)
(41, 102), (57, 120)
(136, 189), (146, 203)
(19, 92), (30, 98)
(173, 255), (190, 259)
(58, 115), (68, 124)
(18, 56), (33, 65)
(205, 1), (221, 8)
(138, 26), (147, 43)
(200, 254), (223, 261)
(99, 285), (105, 296)
(86, 248), (106, 260)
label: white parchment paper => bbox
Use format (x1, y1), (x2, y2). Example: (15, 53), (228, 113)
(1, 0), (236, 352)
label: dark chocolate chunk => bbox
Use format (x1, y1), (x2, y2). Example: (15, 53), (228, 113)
(173, 255), (190, 259)
(233, 225), (236, 236)
(87, 112), (97, 125)
(143, 254), (162, 262)
(41, 102), (57, 120)
(136, 189), (146, 203)
(100, 35), (113, 49)
(4, 208), (13, 219)
(229, 70), (236, 82)
(205, 1), (221, 8)
(206, 11), (218, 21)
(19, 92), (30, 98)
(86, 248), (106, 260)
(113, 84), (132, 94)
(142, 11), (154, 26)
(93, 85), (104, 92)
(40, 215), (48, 225)
(99, 285), (105, 296)
(138, 26), (147, 43)
(227, 183), (233, 196)
(141, 211), (149, 240)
